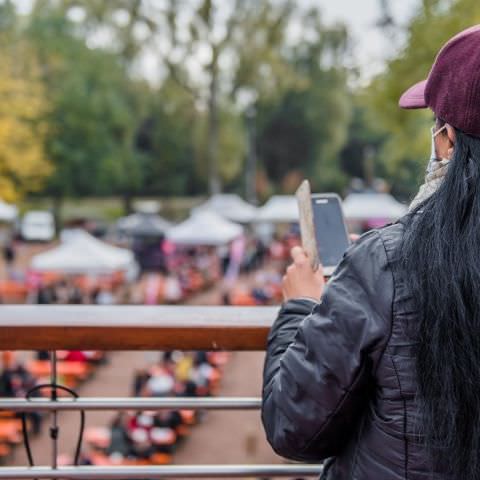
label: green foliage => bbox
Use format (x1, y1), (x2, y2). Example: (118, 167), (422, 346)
(0, 6), (51, 202)
(2, 0), (423, 203)
(367, 0), (480, 198)
(137, 80), (199, 196)
(256, 15), (352, 193)
(27, 9), (146, 199)
(194, 106), (247, 186)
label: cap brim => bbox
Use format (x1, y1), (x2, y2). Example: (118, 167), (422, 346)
(399, 80), (428, 109)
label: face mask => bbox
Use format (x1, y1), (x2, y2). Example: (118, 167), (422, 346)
(409, 125), (451, 212)
(427, 125), (448, 173)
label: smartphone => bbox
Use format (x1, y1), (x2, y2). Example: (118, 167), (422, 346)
(311, 193), (350, 276)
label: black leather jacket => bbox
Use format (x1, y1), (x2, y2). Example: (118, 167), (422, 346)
(262, 222), (442, 479)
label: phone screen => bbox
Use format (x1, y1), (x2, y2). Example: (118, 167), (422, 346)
(311, 195), (350, 269)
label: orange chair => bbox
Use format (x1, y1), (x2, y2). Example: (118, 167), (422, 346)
(0, 281), (27, 302)
(0, 412), (15, 419)
(0, 419), (22, 444)
(179, 410), (196, 426)
(150, 452), (172, 465)
(27, 360), (91, 384)
(0, 443), (11, 458)
(231, 291), (256, 306)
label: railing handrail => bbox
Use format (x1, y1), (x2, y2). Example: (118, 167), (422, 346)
(0, 396), (262, 411)
(0, 305), (316, 479)
(0, 305), (278, 350)
(0, 465), (323, 478)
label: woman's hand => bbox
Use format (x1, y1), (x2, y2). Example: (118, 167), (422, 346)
(282, 246), (325, 302)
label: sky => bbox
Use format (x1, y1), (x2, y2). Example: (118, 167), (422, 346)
(318, 0), (421, 79)
(12, 0), (421, 81)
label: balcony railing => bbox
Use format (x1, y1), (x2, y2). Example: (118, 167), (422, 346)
(0, 305), (323, 479)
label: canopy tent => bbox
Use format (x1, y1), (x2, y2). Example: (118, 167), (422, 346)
(0, 201), (17, 222)
(192, 194), (257, 224)
(343, 193), (407, 221)
(166, 211), (243, 246)
(31, 230), (138, 275)
(116, 213), (172, 237)
(256, 195), (299, 223)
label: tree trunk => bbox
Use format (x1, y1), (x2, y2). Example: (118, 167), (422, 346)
(207, 63), (221, 195)
(123, 194), (134, 215)
(245, 106), (258, 205)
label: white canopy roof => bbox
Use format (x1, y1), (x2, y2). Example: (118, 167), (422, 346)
(256, 195), (299, 223)
(31, 230), (137, 274)
(343, 193), (407, 221)
(192, 194), (257, 223)
(0, 200), (17, 222)
(167, 211), (243, 246)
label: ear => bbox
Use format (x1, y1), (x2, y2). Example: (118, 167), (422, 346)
(446, 124), (456, 159)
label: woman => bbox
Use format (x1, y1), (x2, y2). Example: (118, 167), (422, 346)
(262, 26), (480, 480)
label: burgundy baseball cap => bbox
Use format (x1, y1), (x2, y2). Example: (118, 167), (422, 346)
(399, 25), (480, 137)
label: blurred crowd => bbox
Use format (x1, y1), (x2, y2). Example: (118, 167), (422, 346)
(80, 350), (227, 466)
(0, 227), (300, 466)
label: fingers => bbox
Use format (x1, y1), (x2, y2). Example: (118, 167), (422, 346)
(282, 253), (325, 302)
(314, 261), (324, 277)
(290, 246), (308, 264)
(349, 233), (360, 242)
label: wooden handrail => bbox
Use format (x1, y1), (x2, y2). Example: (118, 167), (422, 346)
(0, 305), (278, 350)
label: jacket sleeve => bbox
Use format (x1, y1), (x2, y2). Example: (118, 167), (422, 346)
(261, 230), (393, 462)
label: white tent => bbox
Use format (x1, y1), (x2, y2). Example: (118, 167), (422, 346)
(256, 195), (299, 223)
(343, 193), (407, 221)
(167, 211), (243, 246)
(31, 230), (137, 275)
(0, 200), (17, 222)
(116, 213), (172, 237)
(192, 194), (257, 224)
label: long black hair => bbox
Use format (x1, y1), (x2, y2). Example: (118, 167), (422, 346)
(401, 122), (480, 479)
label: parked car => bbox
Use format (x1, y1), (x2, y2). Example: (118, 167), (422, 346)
(21, 211), (55, 242)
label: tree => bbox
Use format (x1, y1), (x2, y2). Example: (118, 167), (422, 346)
(26, 9), (147, 211)
(256, 11), (352, 193)
(367, 0), (480, 198)
(135, 79), (199, 196)
(45, 0), (309, 194)
(0, 6), (51, 202)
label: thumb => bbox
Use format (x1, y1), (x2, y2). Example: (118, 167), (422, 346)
(290, 246), (308, 264)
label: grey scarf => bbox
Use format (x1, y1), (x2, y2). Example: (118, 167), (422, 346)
(409, 157), (450, 211)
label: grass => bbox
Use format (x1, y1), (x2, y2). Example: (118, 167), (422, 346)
(20, 196), (206, 223)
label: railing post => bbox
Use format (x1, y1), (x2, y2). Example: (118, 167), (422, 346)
(50, 350), (58, 473)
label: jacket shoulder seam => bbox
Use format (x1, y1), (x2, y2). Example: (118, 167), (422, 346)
(372, 229), (396, 377)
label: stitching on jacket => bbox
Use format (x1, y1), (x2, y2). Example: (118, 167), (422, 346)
(349, 412), (368, 480)
(375, 227), (398, 377)
(391, 356), (409, 480)
(297, 356), (369, 457)
(342, 230), (394, 369)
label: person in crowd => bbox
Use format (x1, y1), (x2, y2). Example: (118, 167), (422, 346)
(94, 285), (115, 305)
(67, 282), (83, 304)
(0, 353), (42, 434)
(106, 413), (132, 457)
(37, 284), (56, 304)
(2, 239), (16, 279)
(262, 26), (480, 480)
(132, 369), (150, 397)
